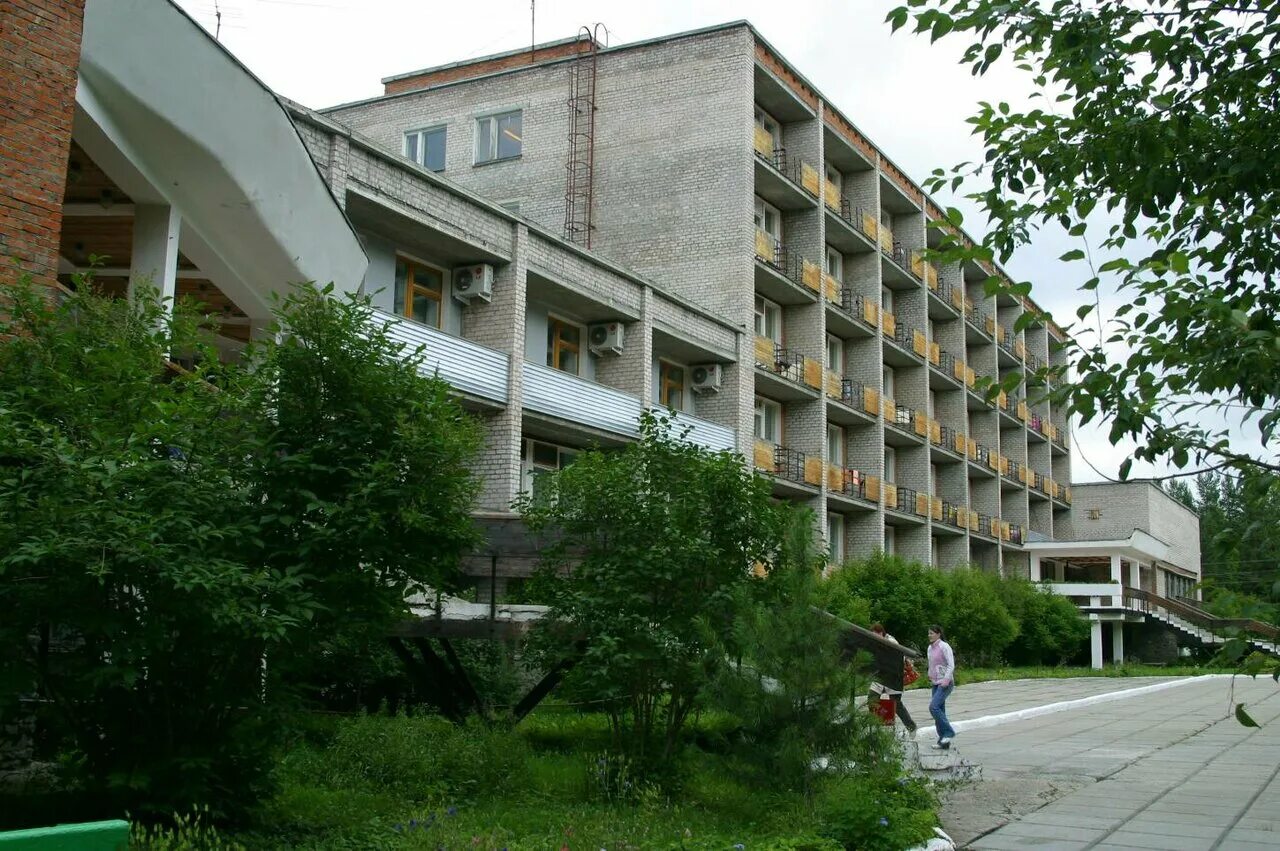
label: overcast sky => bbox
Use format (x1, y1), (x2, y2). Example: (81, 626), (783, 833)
(172, 0), (1261, 484)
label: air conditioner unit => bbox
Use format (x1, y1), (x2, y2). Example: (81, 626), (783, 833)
(588, 322), (624, 356)
(691, 363), (723, 394)
(452, 263), (494, 303)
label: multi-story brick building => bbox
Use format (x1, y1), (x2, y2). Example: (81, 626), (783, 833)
(322, 22), (1075, 573)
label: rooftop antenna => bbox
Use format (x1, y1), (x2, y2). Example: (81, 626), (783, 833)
(214, 0), (223, 40)
(530, 0), (535, 60)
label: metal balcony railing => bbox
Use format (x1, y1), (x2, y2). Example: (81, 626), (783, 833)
(976, 513), (995, 538)
(973, 308), (992, 335)
(839, 378), (867, 409)
(1009, 523), (1024, 544)
(755, 238), (807, 288)
(773, 444), (807, 485)
(768, 345), (809, 386)
(892, 403), (915, 430)
(891, 321), (918, 354)
(897, 486), (925, 516)
(937, 351), (958, 380)
(973, 443), (991, 466)
(1052, 430), (1068, 451)
(890, 241), (909, 268)
(938, 425), (960, 454)
(1007, 460), (1023, 481)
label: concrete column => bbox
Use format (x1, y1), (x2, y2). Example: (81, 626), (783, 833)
(1091, 619), (1104, 670)
(1109, 553), (1123, 583)
(1129, 559), (1141, 589)
(1112, 621), (1125, 665)
(129, 204), (181, 305)
(1029, 553), (1041, 581)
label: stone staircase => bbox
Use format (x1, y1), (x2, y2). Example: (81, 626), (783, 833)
(1121, 587), (1280, 656)
(1144, 606), (1280, 655)
(901, 735), (981, 781)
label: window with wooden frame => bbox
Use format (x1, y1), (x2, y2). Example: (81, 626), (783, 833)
(521, 438), (578, 498)
(754, 104), (782, 151)
(881, 284), (895, 313)
(827, 424), (844, 466)
(825, 162), (843, 193)
(658, 360), (686, 410)
(546, 316), (583, 375)
(394, 256), (444, 327)
(754, 294), (782, 342)
(754, 195), (782, 242)
(754, 396), (782, 443)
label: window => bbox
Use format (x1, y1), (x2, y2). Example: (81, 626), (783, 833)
(754, 196), (782, 242)
(827, 512), (845, 564)
(931, 464), (940, 496)
(475, 110), (522, 164)
(927, 318), (937, 342)
(754, 396), (781, 443)
(825, 162), (842, 192)
(754, 295), (782, 342)
(928, 389), (938, 417)
(404, 125), (446, 172)
(754, 104), (782, 151)
(880, 207), (893, 229)
(659, 360), (686, 410)
(884, 446), (897, 481)
(825, 245), (843, 279)
(828, 425), (844, 466)
(394, 256), (444, 327)
(547, 316), (582, 374)
(883, 526), (896, 555)
(826, 334), (843, 371)
(881, 285), (895, 313)
(932, 538), (941, 568)
(521, 438), (578, 497)
(882, 364), (895, 399)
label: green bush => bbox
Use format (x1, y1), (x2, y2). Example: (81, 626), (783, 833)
(822, 552), (944, 648)
(312, 714), (529, 803)
(940, 568), (1019, 667)
(814, 773), (937, 850)
(999, 577), (1090, 665)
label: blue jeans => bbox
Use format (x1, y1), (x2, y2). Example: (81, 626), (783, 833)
(930, 684), (956, 740)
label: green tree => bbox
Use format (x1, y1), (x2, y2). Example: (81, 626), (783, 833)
(250, 285), (481, 702)
(517, 411), (783, 767)
(822, 553), (945, 651)
(997, 576), (1089, 666)
(940, 568), (1019, 667)
(713, 509), (884, 800)
(888, 0), (1280, 479)
(0, 280), (309, 820)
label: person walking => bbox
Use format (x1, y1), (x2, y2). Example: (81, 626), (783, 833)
(927, 624), (956, 749)
(869, 623), (918, 736)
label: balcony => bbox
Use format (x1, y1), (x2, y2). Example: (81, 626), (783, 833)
(940, 500), (965, 530)
(827, 465), (879, 508)
(910, 250), (940, 292)
(974, 513), (997, 539)
(755, 233), (818, 304)
(754, 337), (821, 400)
(671, 411), (736, 453)
(827, 287), (879, 338)
(753, 142), (819, 211)
(753, 440), (821, 494)
(885, 404), (930, 445)
(827, 377), (878, 425)
(887, 320), (928, 366)
(824, 199), (878, 255)
(374, 310), (509, 406)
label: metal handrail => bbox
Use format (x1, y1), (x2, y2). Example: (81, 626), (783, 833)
(1124, 587), (1280, 643)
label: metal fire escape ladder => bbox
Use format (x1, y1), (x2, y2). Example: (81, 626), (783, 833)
(563, 26), (603, 247)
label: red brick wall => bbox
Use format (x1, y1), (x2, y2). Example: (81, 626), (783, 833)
(0, 0), (86, 287)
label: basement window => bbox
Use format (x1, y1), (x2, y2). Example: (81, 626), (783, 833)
(476, 110), (522, 164)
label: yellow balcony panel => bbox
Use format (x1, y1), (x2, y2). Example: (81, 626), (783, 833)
(753, 125), (774, 158)
(824, 368), (841, 399)
(800, 162), (821, 197)
(1047, 423), (1058, 441)
(928, 342), (940, 365)
(997, 390), (1008, 410)
(913, 329), (928, 357)
(925, 264), (939, 291)
(882, 396), (896, 422)
(823, 273), (841, 303)
(865, 475), (882, 502)
(862, 386), (879, 415)
(881, 310), (897, 337)
(969, 512), (980, 532)
(755, 229), (776, 263)
(753, 440), (775, 471)
(804, 457), (824, 486)
(915, 492), (930, 517)
(967, 438), (978, 459)
(1064, 486), (1073, 504)
(915, 411), (929, 437)
(964, 297), (974, 317)
(803, 358), (823, 389)
(879, 224), (894, 254)
(953, 431), (967, 455)
(802, 258), (822, 292)
(929, 420), (941, 445)
(861, 212), (879, 242)
(965, 367), (976, 388)
(862, 299), (879, 327)
(1018, 400), (1029, 422)
(910, 250), (926, 279)
(950, 288), (965, 311)
(988, 451), (1000, 472)
(952, 359), (966, 382)
(824, 179), (841, 212)
(931, 496), (943, 521)
(1015, 339), (1026, 360)
(826, 462), (843, 492)
(985, 315), (997, 336)
(754, 335), (777, 365)
(884, 481), (898, 510)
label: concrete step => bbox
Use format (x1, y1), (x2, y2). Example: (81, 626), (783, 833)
(902, 738), (981, 781)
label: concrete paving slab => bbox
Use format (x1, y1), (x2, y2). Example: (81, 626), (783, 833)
(1101, 830), (1214, 850)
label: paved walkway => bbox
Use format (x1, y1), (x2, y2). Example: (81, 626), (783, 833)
(901, 676), (1280, 849)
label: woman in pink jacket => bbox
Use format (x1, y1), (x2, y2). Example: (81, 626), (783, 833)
(927, 624), (956, 749)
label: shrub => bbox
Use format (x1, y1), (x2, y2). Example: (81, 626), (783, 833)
(940, 568), (1019, 667)
(822, 552), (945, 648)
(999, 577), (1090, 666)
(814, 773), (937, 851)
(313, 714), (529, 803)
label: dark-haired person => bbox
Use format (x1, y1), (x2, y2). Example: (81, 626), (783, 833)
(869, 623), (918, 736)
(927, 624), (956, 749)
